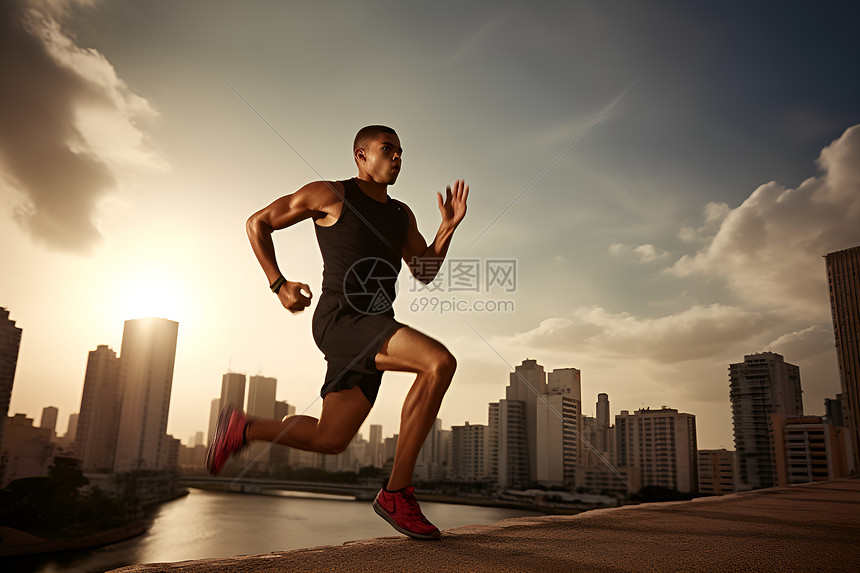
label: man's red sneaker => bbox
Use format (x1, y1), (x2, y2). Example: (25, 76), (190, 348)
(373, 486), (441, 540)
(206, 407), (248, 475)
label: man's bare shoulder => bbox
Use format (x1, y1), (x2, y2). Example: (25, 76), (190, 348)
(297, 180), (344, 210)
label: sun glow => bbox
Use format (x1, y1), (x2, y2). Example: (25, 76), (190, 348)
(109, 266), (193, 324)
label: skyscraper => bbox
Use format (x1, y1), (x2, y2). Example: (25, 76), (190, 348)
(698, 449), (735, 495)
(729, 352), (803, 491)
(825, 246), (860, 472)
(507, 359), (546, 482)
(495, 399), (529, 487)
(207, 398), (220, 446)
(220, 372), (246, 412)
(76, 345), (121, 472)
(39, 406), (59, 437)
(369, 424), (383, 468)
(770, 414), (850, 486)
(114, 318), (179, 473)
(615, 407), (698, 493)
(536, 368), (582, 486)
(451, 422), (489, 481)
(0, 307), (23, 452)
(246, 375), (277, 466)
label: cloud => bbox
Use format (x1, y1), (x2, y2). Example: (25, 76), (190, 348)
(609, 242), (669, 263)
(765, 325), (834, 363)
(0, 0), (166, 253)
(511, 303), (770, 365)
(667, 124), (860, 319)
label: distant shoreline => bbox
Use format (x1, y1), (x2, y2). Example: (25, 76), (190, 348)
(0, 522), (148, 558)
(186, 483), (600, 515)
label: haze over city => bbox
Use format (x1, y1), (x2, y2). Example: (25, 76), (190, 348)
(2, 0), (859, 451)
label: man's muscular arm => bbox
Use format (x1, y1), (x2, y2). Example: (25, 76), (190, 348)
(402, 179), (469, 284)
(246, 181), (339, 312)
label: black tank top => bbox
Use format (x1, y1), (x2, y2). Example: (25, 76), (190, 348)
(314, 178), (409, 308)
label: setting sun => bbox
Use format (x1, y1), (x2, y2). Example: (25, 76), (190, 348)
(107, 266), (193, 324)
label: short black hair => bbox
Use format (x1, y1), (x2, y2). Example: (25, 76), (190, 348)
(353, 125), (398, 152)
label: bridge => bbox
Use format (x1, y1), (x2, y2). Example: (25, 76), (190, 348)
(180, 476), (380, 501)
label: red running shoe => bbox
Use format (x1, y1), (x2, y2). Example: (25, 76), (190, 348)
(206, 407), (248, 475)
(373, 486), (441, 540)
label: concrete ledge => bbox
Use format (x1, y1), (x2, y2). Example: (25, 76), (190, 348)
(111, 478), (860, 572)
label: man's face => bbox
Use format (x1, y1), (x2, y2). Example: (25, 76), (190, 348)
(361, 133), (402, 185)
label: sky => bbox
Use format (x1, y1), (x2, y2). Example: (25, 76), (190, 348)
(2, 0), (859, 450)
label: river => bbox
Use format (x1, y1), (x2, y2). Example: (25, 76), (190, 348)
(8, 488), (543, 573)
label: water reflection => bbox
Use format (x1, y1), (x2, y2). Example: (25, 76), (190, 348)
(9, 488), (541, 573)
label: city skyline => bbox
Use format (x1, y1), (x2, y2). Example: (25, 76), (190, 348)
(2, 1), (859, 450)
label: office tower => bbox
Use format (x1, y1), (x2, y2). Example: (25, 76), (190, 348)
(825, 246), (860, 471)
(39, 406), (59, 436)
(414, 418), (444, 481)
(536, 370), (582, 486)
(193, 431), (204, 447)
(0, 307), (23, 452)
(487, 402), (500, 482)
(698, 449), (735, 495)
(246, 375), (277, 466)
(451, 422), (489, 481)
(65, 413), (79, 443)
(383, 434), (399, 466)
(207, 398), (220, 446)
(439, 428), (452, 477)
(220, 372), (246, 412)
(615, 407), (698, 493)
(770, 414), (850, 486)
(507, 359), (546, 483)
(114, 318), (179, 472)
(76, 345), (121, 472)
(596, 393), (610, 429)
(268, 400), (296, 468)
(495, 399), (529, 487)
(247, 375), (277, 418)
(369, 424), (383, 468)
(729, 352), (803, 490)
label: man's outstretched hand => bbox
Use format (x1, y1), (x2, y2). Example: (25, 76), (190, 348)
(437, 179), (469, 229)
(278, 280), (313, 313)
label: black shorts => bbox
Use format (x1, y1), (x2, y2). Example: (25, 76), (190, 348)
(311, 293), (406, 405)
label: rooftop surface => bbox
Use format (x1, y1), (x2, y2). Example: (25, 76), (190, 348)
(112, 477), (860, 572)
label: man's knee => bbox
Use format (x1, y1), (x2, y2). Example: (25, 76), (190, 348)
(429, 349), (456, 383)
(315, 434), (351, 455)
(441, 349), (457, 376)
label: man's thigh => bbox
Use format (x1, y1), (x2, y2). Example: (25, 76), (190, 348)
(317, 386), (372, 440)
(374, 326), (450, 374)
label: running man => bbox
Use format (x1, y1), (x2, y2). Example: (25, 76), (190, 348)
(207, 125), (469, 540)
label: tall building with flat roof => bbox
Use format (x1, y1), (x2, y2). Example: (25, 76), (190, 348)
(698, 449), (735, 495)
(494, 399), (529, 487)
(220, 372), (246, 412)
(0, 307), (23, 452)
(246, 375), (277, 466)
(451, 422), (489, 482)
(770, 415), (850, 485)
(615, 407), (698, 494)
(825, 246), (860, 472)
(39, 406), (58, 436)
(368, 424), (383, 468)
(729, 352), (803, 490)
(76, 345), (121, 472)
(114, 318), (179, 473)
(207, 398), (220, 446)
(507, 359), (546, 482)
